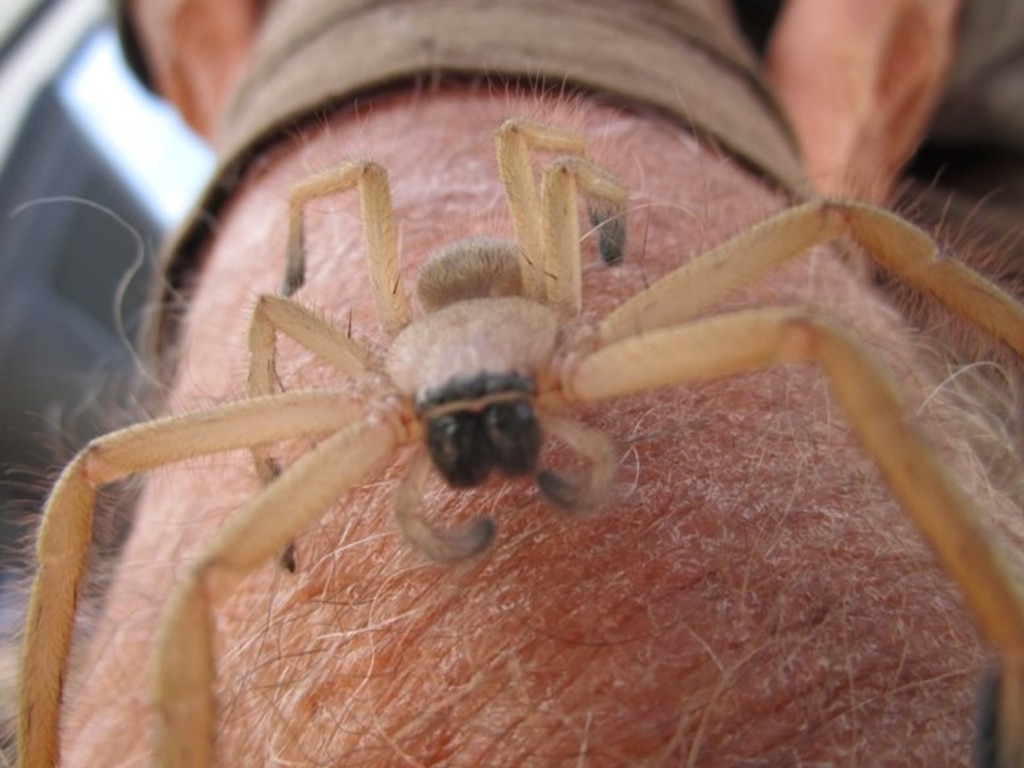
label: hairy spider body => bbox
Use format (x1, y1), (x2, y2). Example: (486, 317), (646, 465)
(18, 119), (1024, 768)
(385, 237), (608, 555)
(388, 243), (565, 511)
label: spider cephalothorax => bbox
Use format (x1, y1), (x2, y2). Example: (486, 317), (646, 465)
(18, 118), (1024, 768)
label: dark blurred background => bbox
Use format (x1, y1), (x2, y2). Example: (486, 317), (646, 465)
(0, 0), (212, 574)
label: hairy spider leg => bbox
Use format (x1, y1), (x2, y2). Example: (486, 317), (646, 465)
(247, 294), (372, 482)
(535, 414), (617, 512)
(495, 118), (585, 301)
(18, 391), (368, 768)
(284, 160), (411, 333)
(567, 307), (1024, 768)
(495, 118), (627, 308)
(393, 446), (496, 562)
(539, 155), (628, 315)
(599, 200), (1024, 357)
(153, 417), (401, 768)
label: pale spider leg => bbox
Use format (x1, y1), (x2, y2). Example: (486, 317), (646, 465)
(494, 118), (586, 302)
(394, 446), (496, 562)
(839, 200), (1024, 359)
(537, 414), (617, 512)
(540, 156), (628, 316)
(598, 201), (1024, 358)
(567, 307), (1024, 766)
(18, 391), (363, 768)
(599, 200), (846, 343)
(284, 159), (412, 333)
(153, 418), (400, 768)
(247, 294), (371, 483)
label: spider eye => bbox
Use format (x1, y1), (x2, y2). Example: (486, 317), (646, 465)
(484, 401), (539, 476)
(426, 412), (492, 487)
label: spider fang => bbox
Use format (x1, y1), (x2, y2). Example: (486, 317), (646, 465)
(420, 373), (540, 487)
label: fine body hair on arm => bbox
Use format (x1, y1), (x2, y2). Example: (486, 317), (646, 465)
(59, 92), (1024, 766)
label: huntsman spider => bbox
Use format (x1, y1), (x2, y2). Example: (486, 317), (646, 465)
(18, 119), (1024, 767)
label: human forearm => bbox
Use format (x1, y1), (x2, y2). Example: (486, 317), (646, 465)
(57, 92), (1023, 765)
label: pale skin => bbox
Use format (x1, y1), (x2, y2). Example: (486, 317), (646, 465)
(766, 0), (961, 200)
(19, 91), (1024, 767)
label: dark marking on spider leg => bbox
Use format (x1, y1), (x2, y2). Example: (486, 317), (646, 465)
(420, 516), (496, 563)
(537, 469), (599, 513)
(278, 542), (297, 573)
(257, 456), (283, 483)
(282, 273), (303, 297)
(258, 456), (300, 573)
(537, 469), (576, 508)
(966, 667), (1024, 768)
(974, 665), (1003, 768)
(282, 265), (304, 296)
(283, 221), (306, 296)
(590, 205), (626, 265)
